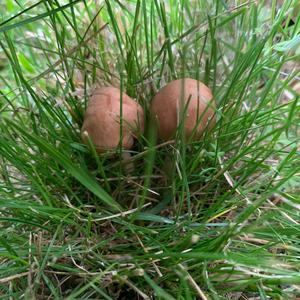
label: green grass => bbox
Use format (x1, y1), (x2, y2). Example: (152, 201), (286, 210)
(0, 0), (300, 299)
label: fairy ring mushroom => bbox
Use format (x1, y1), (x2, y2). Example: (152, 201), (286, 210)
(150, 78), (216, 141)
(81, 87), (144, 153)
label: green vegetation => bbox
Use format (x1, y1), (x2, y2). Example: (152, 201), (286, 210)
(0, 0), (299, 299)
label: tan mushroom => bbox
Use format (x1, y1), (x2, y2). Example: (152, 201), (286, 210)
(150, 78), (216, 141)
(81, 87), (144, 153)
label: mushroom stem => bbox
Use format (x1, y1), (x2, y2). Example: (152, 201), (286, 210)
(121, 152), (134, 174)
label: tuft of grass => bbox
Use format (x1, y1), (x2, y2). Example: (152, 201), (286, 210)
(0, 0), (300, 299)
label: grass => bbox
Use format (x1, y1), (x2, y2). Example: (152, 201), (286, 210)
(0, 0), (300, 299)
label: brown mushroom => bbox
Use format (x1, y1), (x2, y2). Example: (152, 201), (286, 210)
(81, 87), (144, 152)
(150, 78), (216, 141)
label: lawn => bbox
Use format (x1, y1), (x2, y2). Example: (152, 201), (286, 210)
(0, 0), (300, 299)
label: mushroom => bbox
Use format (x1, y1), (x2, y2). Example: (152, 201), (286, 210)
(81, 87), (144, 153)
(150, 78), (216, 141)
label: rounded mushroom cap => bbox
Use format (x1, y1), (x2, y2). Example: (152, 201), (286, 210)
(150, 78), (216, 141)
(81, 87), (144, 152)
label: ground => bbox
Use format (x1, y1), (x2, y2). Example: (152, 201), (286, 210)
(0, 1), (300, 299)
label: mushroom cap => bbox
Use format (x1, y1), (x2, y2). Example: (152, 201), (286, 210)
(81, 87), (144, 152)
(150, 78), (216, 141)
